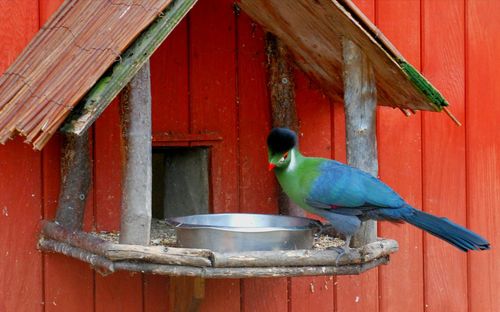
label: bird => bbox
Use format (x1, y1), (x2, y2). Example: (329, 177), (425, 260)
(267, 127), (490, 255)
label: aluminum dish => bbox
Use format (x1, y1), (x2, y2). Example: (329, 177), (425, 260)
(167, 213), (320, 252)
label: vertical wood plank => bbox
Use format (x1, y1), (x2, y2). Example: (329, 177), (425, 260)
(0, 1), (42, 311)
(190, 0), (239, 214)
(237, 9), (277, 216)
(290, 71), (334, 312)
(237, 12), (288, 312)
(422, 1), (467, 311)
(144, 275), (169, 312)
(466, 1), (500, 311)
(375, 1), (424, 312)
(39, 0), (62, 25)
(94, 99), (122, 231)
(189, 1), (240, 310)
(199, 279), (240, 312)
(0, 139), (43, 312)
(95, 273), (144, 312)
(335, 1), (379, 311)
(151, 19), (190, 135)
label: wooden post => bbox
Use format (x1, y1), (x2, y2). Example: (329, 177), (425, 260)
(55, 131), (91, 231)
(265, 32), (304, 218)
(342, 38), (378, 247)
(119, 61), (152, 245)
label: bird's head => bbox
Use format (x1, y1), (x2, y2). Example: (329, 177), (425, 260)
(267, 127), (297, 171)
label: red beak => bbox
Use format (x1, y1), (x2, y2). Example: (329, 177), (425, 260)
(268, 163), (276, 171)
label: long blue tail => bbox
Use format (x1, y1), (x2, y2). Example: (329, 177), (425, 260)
(399, 208), (490, 251)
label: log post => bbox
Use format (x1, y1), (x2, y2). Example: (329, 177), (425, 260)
(119, 61), (152, 245)
(342, 38), (378, 247)
(265, 32), (304, 218)
(55, 131), (91, 231)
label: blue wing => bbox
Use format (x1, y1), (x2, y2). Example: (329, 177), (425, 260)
(307, 160), (405, 211)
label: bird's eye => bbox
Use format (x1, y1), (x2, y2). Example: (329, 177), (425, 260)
(279, 152), (289, 163)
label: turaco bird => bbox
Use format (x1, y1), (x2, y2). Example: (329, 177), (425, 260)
(267, 127), (490, 254)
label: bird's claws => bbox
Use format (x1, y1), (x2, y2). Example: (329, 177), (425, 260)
(328, 244), (352, 266)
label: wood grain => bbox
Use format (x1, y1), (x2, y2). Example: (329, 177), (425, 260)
(0, 1), (42, 311)
(422, 1), (468, 311)
(237, 11), (288, 312)
(466, 1), (500, 311)
(189, 1), (240, 310)
(376, 1), (424, 312)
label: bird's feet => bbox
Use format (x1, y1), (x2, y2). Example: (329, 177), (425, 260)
(327, 235), (353, 265)
(328, 244), (352, 266)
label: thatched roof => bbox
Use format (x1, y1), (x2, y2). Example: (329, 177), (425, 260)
(0, 0), (187, 149)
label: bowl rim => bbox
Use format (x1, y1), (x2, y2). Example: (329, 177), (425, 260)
(166, 213), (321, 232)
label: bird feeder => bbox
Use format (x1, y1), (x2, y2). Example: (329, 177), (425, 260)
(0, 0), (457, 310)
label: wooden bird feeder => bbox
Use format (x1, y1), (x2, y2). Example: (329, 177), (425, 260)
(0, 0), (458, 310)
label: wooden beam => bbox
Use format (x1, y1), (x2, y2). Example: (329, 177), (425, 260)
(211, 239), (398, 267)
(41, 221), (213, 267)
(39, 238), (115, 273)
(342, 38), (377, 247)
(40, 237), (391, 277)
(119, 62), (152, 245)
(62, 0), (199, 136)
(114, 257), (391, 278)
(265, 32), (304, 218)
(54, 131), (91, 231)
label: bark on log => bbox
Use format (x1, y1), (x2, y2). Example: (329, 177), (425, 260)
(42, 220), (114, 256)
(114, 256), (389, 278)
(41, 221), (213, 267)
(55, 131), (91, 231)
(39, 238), (114, 273)
(105, 245), (212, 267)
(342, 38), (378, 247)
(212, 239), (398, 268)
(119, 61), (152, 245)
(265, 32), (304, 218)
(40, 236), (390, 278)
(40, 221), (395, 277)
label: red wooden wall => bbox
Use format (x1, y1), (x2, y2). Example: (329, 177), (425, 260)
(0, 0), (499, 311)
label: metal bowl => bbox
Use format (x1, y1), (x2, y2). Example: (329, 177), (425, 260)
(167, 213), (320, 252)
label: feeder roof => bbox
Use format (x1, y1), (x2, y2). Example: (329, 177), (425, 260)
(239, 0), (448, 111)
(0, 0), (450, 150)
